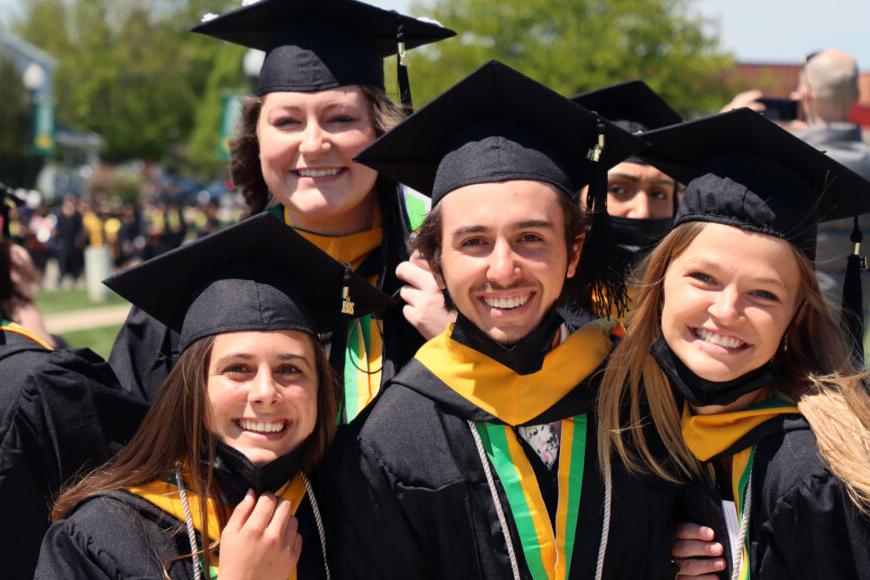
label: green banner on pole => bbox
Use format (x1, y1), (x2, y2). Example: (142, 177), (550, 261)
(32, 100), (55, 155)
(218, 93), (243, 162)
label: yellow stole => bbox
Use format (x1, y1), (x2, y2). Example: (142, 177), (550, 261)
(415, 319), (616, 426)
(282, 206), (385, 422)
(0, 320), (54, 350)
(682, 394), (800, 579)
(127, 471), (306, 579)
(416, 320), (615, 578)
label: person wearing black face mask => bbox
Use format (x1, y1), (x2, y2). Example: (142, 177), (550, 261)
(36, 214), (394, 580)
(573, 81), (682, 313)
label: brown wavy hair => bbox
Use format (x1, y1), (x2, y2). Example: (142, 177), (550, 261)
(51, 331), (339, 572)
(230, 86), (405, 216)
(596, 221), (870, 513)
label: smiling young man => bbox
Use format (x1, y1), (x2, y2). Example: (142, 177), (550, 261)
(322, 62), (679, 579)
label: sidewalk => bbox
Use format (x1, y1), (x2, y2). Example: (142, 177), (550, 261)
(44, 304), (131, 334)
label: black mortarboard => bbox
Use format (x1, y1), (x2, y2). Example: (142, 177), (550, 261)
(641, 108), (870, 360)
(192, 0), (455, 110)
(105, 213), (395, 352)
(572, 80), (683, 134)
(356, 60), (647, 318)
(354, 60), (647, 205)
(572, 80), (683, 166)
(640, 108), (870, 259)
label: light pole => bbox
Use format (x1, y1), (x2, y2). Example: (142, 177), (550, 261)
(21, 62), (45, 190)
(242, 49), (264, 94)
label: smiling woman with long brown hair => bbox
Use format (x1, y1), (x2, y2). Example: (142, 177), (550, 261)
(597, 109), (870, 579)
(36, 215), (393, 579)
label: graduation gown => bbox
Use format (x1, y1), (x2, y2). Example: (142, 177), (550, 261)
(0, 325), (147, 579)
(35, 481), (328, 579)
(322, 318), (676, 579)
(109, 188), (424, 407)
(677, 406), (870, 579)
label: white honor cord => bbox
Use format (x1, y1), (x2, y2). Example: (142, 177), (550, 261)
(302, 473), (332, 580)
(731, 467), (753, 580)
(594, 464), (612, 580)
(175, 462), (204, 580)
(174, 465), (329, 580)
(468, 420), (521, 580)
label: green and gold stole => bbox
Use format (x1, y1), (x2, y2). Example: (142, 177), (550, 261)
(127, 468), (306, 580)
(271, 205), (385, 422)
(416, 319), (617, 579)
(682, 394), (801, 579)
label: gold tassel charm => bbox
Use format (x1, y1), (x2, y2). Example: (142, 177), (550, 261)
(586, 131), (605, 163)
(341, 264), (355, 315)
(341, 286), (355, 315)
(398, 40), (407, 66)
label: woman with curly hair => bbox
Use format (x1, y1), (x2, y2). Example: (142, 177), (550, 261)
(110, 0), (455, 423)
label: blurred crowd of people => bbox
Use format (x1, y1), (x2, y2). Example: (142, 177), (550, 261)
(4, 190), (240, 289)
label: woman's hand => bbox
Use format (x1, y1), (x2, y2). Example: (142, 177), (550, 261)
(396, 251), (456, 340)
(218, 490), (302, 580)
(672, 523), (726, 579)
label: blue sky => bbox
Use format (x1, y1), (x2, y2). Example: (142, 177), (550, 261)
(2, 0), (868, 68)
(380, 0), (870, 69)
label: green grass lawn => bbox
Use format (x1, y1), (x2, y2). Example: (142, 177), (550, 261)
(36, 288), (128, 314)
(60, 324), (121, 359)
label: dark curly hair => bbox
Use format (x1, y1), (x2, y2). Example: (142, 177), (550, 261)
(229, 86), (406, 216)
(410, 191), (606, 315)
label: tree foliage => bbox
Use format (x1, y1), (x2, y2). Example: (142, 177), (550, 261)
(9, 0), (733, 170)
(0, 56), (29, 155)
(12, 0), (245, 166)
(403, 0), (733, 117)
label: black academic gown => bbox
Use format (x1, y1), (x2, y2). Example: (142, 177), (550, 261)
(35, 487), (328, 579)
(677, 416), (870, 579)
(109, 189), (422, 404)
(0, 331), (147, 579)
(322, 332), (677, 579)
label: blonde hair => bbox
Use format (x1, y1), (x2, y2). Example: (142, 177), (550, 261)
(596, 221), (870, 513)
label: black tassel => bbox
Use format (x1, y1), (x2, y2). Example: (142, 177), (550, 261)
(394, 14), (413, 116)
(577, 115), (628, 319)
(842, 216), (865, 364)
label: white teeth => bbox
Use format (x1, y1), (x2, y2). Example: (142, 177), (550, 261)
(296, 168), (340, 178)
(696, 328), (745, 349)
(483, 295), (530, 309)
(237, 419), (286, 434)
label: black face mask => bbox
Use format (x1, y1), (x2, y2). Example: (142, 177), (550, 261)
(650, 335), (777, 407)
(205, 441), (305, 505)
(609, 215), (673, 271)
(451, 308), (563, 375)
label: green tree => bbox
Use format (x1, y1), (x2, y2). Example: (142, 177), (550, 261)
(13, 0), (239, 163)
(184, 41), (247, 175)
(0, 56), (29, 155)
(404, 0), (733, 117)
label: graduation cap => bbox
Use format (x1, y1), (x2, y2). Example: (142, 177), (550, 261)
(355, 59), (647, 317)
(355, 60), (646, 204)
(104, 213), (396, 352)
(641, 107), (870, 359)
(573, 81), (684, 260)
(572, 80), (683, 134)
(0, 182), (24, 240)
(192, 0), (455, 112)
